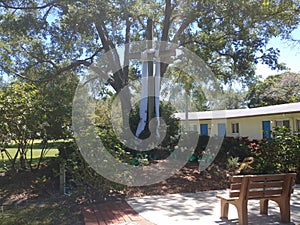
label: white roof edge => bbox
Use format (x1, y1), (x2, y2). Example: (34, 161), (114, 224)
(174, 102), (300, 120)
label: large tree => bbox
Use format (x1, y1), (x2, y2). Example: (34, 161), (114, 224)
(246, 72), (300, 108)
(0, 0), (300, 134)
(0, 0), (299, 88)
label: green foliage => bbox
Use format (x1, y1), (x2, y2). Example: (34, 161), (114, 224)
(183, 1), (299, 85)
(222, 137), (252, 160)
(0, 81), (43, 140)
(219, 88), (247, 109)
(0, 81), (46, 170)
(250, 127), (300, 175)
(57, 141), (128, 196)
(162, 68), (209, 111)
(189, 136), (252, 165)
(0, 78), (76, 172)
(129, 100), (180, 148)
(0, 0), (299, 88)
(227, 156), (240, 171)
(212, 129), (299, 180)
(55, 98), (181, 193)
(247, 72), (300, 108)
(97, 128), (135, 164)
(40, 72), (79, 139)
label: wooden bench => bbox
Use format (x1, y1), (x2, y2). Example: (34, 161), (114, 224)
(216, 173), (296, 225)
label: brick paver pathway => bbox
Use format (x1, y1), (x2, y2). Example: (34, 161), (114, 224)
(83, 201), (155, 225)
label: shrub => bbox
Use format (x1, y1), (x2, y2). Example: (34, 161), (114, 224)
(227, 156), (240, 172)
(249, 127), (300, 179)
(57, 140), (128, 197)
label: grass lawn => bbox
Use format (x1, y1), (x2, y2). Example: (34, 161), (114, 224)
(1, 148), (59, 160)
(0, 142), (60, 173)
(0, 141), (84, 225)
(0, 201), (83, 225)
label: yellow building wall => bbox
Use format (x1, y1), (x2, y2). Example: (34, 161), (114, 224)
(179, 112), (300, 140)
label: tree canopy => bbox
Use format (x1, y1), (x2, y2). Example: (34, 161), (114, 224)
(0, 0), (299, 89)
(246, 72), (300, 108)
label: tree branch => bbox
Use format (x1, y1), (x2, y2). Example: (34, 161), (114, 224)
(1, 47), (104, 83)
(0, 0), (59, 10)
(95, 22), (111, 52)
(159, 0), (173, 77)
(55, 47), (104, 74)
(42, 5), (55, 21)
(137, 15), (147, 30)
(56, 60), (91, 74)
(172, 15), (195, 43)
(161, 0), (172, 42)
(94, 19), (125, 92)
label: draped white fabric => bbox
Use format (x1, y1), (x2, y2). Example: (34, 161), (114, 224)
(154, 59), (160, 138)
(135, 61), (149, 138)
(135, 51), (160, 138)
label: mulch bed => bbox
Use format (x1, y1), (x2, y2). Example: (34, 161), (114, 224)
(0, 161), (229, 225)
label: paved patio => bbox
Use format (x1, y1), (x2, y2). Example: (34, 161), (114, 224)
(84, 185), (300, 225)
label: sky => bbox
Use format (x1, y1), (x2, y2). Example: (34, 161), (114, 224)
(255, 26), (300, 79)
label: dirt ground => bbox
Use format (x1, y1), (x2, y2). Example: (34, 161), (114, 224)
(125, 161), (229, 198)
(0, 160), (229, 224)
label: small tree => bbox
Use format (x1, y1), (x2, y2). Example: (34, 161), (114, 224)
(0, 81), (46, 171)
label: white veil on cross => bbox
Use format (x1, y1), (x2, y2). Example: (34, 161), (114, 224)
(135, 49), (160, 139)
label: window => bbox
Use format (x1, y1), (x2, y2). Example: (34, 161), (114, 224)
(193, 124), (197, 132)
(190, 124), (198, 132)
(275, 120), (290, 128)
(231, 123), (239, 133)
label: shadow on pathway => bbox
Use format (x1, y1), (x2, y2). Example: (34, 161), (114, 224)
(83, 185), (300, 225)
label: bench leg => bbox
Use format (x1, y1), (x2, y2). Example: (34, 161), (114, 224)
(220, 199), (229, 218)
(278, 199), (291, 222)
(260, 199), (268, 215)
(236, 202), (248, 225)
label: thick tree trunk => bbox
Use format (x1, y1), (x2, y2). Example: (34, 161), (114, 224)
(118, 86), (132, 130)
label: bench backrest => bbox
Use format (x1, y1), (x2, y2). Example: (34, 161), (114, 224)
(229, 173), (296, 200)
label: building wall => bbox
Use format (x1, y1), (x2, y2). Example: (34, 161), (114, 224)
(178, 112), (300, 140)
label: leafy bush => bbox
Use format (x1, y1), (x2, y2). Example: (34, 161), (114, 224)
(57, 141), (128, 197)
(227, 156), (240, 171)
(56, 99), (180, 195)
(250, 127), (300, 177)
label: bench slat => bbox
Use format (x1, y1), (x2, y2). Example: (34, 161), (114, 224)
(230, 174), (286, 183)
(249, 189), (283, 198)
(249, 181), (284, 189)
(230, 180), (284, 190)
(229, 188), (283, 198)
